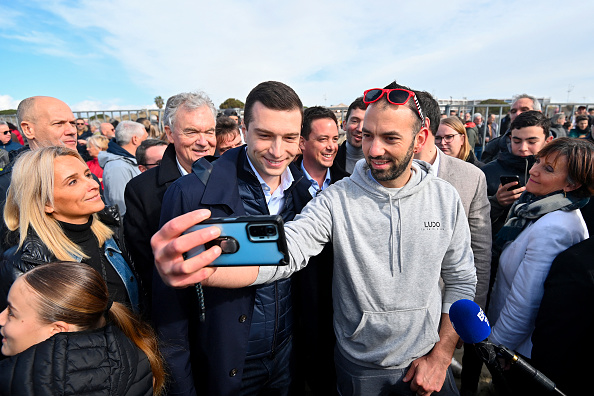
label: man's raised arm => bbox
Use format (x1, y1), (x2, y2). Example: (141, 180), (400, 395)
(151, 209), (260, 288)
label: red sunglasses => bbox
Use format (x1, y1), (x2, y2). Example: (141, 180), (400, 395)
(363, 88), (425, 127)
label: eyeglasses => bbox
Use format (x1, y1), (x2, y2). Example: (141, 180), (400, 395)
(142, 160), (161, 168)
(435, 134), (461, 144)
(363, 88), (425, 126)
(76, 123), (85, 126)
(2, 131), (11, 135)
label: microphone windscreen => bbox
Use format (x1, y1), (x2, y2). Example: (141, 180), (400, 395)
(449, 299), (491, 344)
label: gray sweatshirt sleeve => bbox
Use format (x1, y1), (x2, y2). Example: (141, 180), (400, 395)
(254, 193), (333, 284)
(441, 198), (478, 313)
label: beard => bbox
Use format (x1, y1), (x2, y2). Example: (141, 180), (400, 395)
(366, 139), (415, 183)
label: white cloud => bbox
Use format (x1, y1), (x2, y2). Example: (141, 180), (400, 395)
(9, 0), (594, 107)
(0, 95), (20, 111)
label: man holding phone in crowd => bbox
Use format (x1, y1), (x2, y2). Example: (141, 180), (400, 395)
(153, 81), (312, 395)
(481, 111), (553, 236)
(152, 81), (477, 396)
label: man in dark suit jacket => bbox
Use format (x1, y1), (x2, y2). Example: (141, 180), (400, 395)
(335, 97), (366, 174)
(293, 106), (349, 395)
(124, 91), (218, 316)
(154, 82), (313, 396)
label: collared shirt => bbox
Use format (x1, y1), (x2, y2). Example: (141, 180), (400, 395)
(301, 162), (331, 197)
(176, 157), (189, 176)
(246, 150), (294, 215)
(432, 148), (442, 175)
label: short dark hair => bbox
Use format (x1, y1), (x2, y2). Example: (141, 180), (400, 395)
(215, 116), (240, 146)
(136, 138), (167, 165)
(576, 115), (589, 123)
(243, 81), (303, 130)
(223, 109), (238, 117)
(415, 90), (440, 136)
(345, 97), (366, 124)
(380, 81), (423, 133)
(510, 110), (550, 138)
(578, 105), (587, 111)
(301, 106), (338, 140)
(536, 137), (594, 198)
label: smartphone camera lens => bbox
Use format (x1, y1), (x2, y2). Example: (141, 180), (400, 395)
(248, 224), (277, 238)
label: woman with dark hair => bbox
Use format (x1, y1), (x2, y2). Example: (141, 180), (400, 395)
(0, 261), (165, 395)
(488, 137), (594, 361)
(436, 116), (483, 167)
(0, 147), (141, 313)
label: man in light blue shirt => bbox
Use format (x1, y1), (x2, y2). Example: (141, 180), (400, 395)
(297, 106), (349, 197)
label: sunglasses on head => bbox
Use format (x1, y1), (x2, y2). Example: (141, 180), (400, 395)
(363, 88), (425, 127)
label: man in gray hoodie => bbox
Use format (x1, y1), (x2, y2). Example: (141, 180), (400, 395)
(151, 83), (477, 396)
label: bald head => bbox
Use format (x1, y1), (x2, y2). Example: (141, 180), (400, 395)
(100, 122), (115, 138)
(17, 96), (77, 150)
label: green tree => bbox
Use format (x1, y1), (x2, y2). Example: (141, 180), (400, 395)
(219, 98), (245, 109)
(0, 109), (16, 115)
(154, 96), (164, 109)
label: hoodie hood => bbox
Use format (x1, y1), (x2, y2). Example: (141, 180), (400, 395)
(348, 158), (433, 275)
(98, 150), (137, 168)
(106, 139), (135, 158)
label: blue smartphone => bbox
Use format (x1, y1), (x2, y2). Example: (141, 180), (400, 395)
(183, 215), (289, 266)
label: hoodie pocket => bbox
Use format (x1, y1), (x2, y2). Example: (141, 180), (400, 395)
(344, 308), (440, 366)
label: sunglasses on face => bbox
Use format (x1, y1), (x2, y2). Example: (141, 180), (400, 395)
(363, 88), (425, 126)
(2, 131), (10, 135)
(76, 123), (85, 126)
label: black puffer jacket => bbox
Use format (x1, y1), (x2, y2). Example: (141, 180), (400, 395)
(0, 324), (153, 395)
(0, 206), (143, 313)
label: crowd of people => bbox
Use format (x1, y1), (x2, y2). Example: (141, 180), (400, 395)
(0, 83), (592, 396)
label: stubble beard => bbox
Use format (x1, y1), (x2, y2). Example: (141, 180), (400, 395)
(367, 139), (415, 182)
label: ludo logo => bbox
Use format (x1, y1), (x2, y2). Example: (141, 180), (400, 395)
(421, 220), (444, 231)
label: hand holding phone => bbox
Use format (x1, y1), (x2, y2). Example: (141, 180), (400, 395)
(500, 175), (521, 191)
(497, 175), (525, 206)
(184, 215), (289, 267)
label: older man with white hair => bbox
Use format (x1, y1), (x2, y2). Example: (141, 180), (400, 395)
(98, 120), (147, 215)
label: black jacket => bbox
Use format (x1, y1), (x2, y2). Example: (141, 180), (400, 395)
(0, 324), (153, 395)
(0, 206), (141, 313)
(335, 142), (348, 174)
(124, 143), (182, 315)
(291, 156), (348, 395)
(481, 148), (535, 236)
(531, 238), (594, 396)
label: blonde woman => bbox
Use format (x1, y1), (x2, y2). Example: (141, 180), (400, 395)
(0, 147), (140, 314)
(437, 116), (483, 167)
(86, 134), (109, 186)
(0, 261), (164, 395)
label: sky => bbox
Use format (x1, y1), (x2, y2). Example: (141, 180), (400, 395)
(1, 0), (594, 112)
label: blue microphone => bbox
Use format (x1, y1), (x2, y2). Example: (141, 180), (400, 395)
(449, 299), (491, 344)
(449, 299), (567, 396)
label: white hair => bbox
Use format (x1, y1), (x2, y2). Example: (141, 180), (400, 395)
(115, 121), (145, 146)
(163, 91), (216, 130)
(512, 94), (542, 112)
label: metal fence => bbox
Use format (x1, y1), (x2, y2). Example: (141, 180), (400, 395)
(2, 102), (593, 134)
